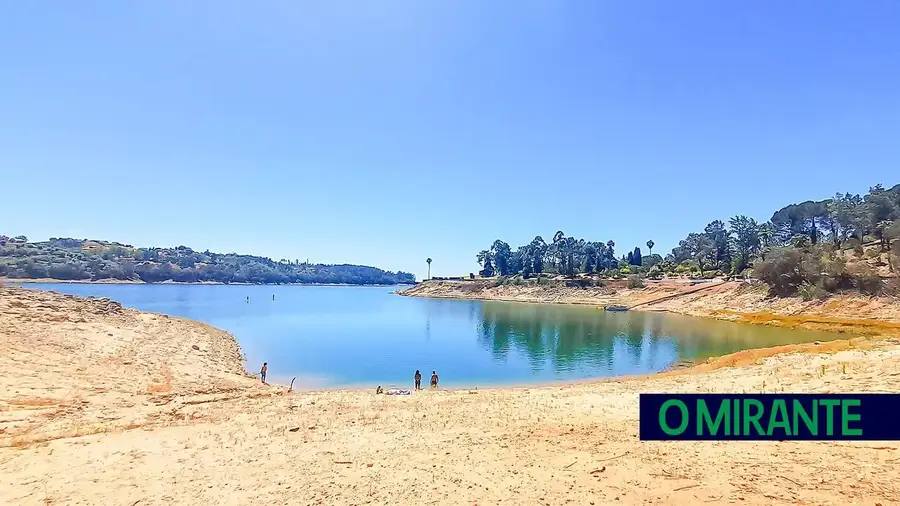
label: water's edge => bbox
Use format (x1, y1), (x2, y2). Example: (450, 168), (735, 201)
(17, 283), (868, 391)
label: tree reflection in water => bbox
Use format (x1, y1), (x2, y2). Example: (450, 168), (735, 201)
(472, 301), (828, 378)
(413, 297), (837, 381)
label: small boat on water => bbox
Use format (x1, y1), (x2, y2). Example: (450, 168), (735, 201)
(604, 305), (629, 312)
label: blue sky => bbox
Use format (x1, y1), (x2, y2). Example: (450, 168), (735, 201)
(2, 1), (898, 280)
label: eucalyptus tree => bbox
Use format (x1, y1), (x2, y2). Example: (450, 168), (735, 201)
(476, 250), (494, 277)
(728, 215), (760, 273)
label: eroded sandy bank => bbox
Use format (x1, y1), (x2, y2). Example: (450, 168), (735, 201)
(398, 279), (900, 334)
(1, 286), (899, 505)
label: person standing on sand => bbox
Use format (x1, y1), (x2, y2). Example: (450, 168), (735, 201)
(430, 370), (439, 389)
(414, 370), (422, 390)
(260, 362), (268, 384)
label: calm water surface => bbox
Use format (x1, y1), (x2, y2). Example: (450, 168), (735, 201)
(21, 284), (842, 388)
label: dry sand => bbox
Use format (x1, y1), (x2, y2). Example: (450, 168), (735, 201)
(2, 285), (900, 505)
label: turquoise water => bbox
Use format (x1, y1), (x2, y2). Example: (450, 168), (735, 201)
(19, 284), (841, 388)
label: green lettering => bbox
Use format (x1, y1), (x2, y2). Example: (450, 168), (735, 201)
(743, 399), (765, 435)
(820, 399), (840, 435)
(659, 400), (689, 436)
(698, 399), (729, 436)
(841, 399), (862, 436)
(793, 399), (818, 435)
(766, 399), (791, 436)
(733, 396), (740, 435)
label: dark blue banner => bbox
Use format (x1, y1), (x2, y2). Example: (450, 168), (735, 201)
(639, 394), (900, 440)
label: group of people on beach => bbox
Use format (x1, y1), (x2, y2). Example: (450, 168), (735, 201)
(373, 370), (440, 394)
(414, 369), (439, 389)
(257, 363), (439, 391)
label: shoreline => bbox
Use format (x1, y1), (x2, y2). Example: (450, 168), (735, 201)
(397, 279), (900, 335)
(276, 335), (882, 394)
(13, 279), (900, 392)
(1, 277), (414, 287)
(8, 281), (890, 397)
(10, 280), (900, 391)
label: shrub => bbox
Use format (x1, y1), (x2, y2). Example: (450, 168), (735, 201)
(798, 248), (825, 286)
(892, 241), (900, 276)
(674, 262), (694, 274)
(629, 265), (648, 275)
(731, 256), (748, 276)
(850, 264), (883, 295)
(753, 247), (804, 296)
(756, 245), (871, 297)
(798, 282), (829, 301)
(819, 254), (852, 292)
(885, 278), (900, 297)
(627, 274), (645, 289)
(565, 278), (598, 288)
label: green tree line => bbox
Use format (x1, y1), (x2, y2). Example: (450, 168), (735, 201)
(475, 182), (900, 297)
(475, 232), (623, 278)
(0, 236), (415, 285)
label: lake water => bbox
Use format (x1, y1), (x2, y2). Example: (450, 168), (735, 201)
(18, 284), (841, 388)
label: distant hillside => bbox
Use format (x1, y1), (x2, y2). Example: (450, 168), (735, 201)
(0, 236), (415, 285)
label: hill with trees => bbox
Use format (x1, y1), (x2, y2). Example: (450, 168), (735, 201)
(0, 236), (415, 285)
(473, 182), (900, 298)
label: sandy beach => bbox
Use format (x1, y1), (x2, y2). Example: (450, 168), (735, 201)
(2, 285), (900, 505)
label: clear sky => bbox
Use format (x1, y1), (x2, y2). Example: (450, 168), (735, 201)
(2, 1), (898, 280)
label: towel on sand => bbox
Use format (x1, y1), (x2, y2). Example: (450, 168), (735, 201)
(385, 388), (410, 395)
